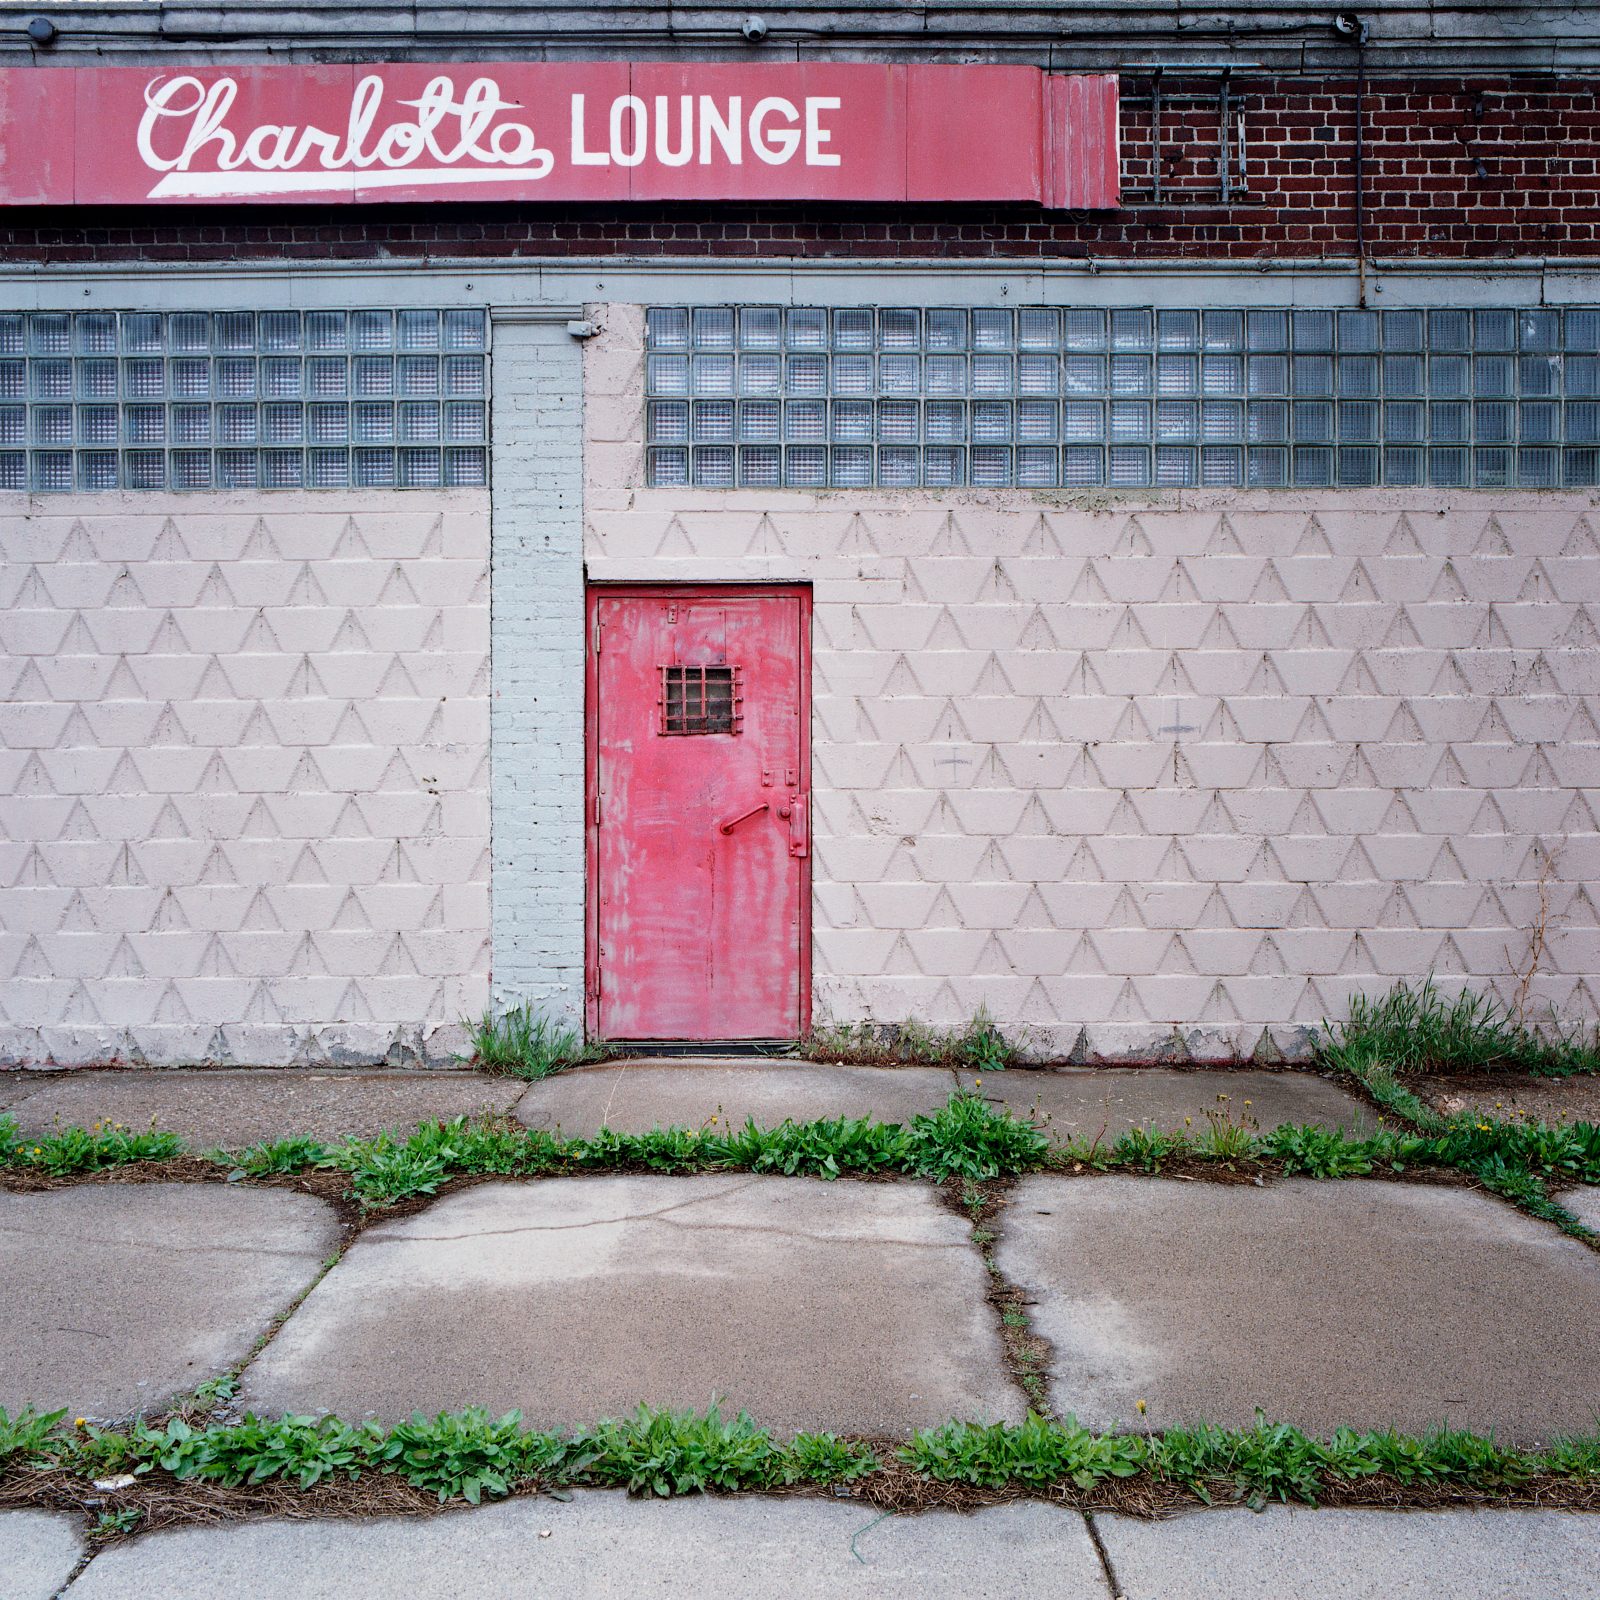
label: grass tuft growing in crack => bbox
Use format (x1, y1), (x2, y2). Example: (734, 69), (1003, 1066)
(225, 1136), (332, 1177)
(0, 1404), (64, 1470)
(804, 1005), (1024, 1071)
(6, 1090), (1597, 1224)
(1314, 981), (1600, 1235)
(464, 1003), (603, 1080)
(903, 1413), (1145, 1491)
(9, 1405), (1596, 1516)
(326, 1120), (562, 1205)
(1323, 978), (1600, 1080)
(0, 1116), (183, 1174)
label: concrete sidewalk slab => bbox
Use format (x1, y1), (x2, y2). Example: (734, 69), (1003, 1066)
(240, 1176), (1019, 1434)
(1557, 1185), (1600, 1231)
(1423, 1073), (1600, 1128)
(5, 1069), (521, 1149)
(1095, 1507), (1600, 1600)
(0, 1511), (84, 1600)
(995, 1176), (1600, 1440)
(63, 1495), (1108, 1599)
(0, 1184), (339, 1420)
(514, 1059), (958, 1137)
(956, 1068), (1373, 1143)
(0, 1071), (55, 1117)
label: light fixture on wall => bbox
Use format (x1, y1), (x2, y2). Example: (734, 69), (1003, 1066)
(741, 14), (769, 43)
(26, 16), (58, 46)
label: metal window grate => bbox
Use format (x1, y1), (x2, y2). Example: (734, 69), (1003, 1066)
(643, 304), (1600, 491)
(661, 664), (740, 735)
(0, 309), (488, 493)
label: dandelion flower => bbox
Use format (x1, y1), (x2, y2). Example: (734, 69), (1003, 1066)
(1136, 1399), (1147, 1415)
(74, 1418), (87, 1429)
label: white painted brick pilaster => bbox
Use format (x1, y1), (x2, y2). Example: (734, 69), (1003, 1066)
(487, 318), (587, 1026)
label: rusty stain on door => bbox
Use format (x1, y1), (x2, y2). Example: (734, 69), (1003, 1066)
(587, 586), (810, 1041)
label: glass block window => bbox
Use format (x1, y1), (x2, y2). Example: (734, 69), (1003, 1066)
(643, 305), (1600, 491)
(0, 309), (488, 493)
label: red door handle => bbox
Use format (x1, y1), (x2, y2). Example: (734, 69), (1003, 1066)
(788, 793), (808, 857)
(718, 802), (770, 835)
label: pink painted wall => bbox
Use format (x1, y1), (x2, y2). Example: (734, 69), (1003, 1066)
(0, 493), (490, 1068)
(587, 304), (1600, 1059)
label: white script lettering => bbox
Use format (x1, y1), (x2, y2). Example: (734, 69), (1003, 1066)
(136, 73), (555, 198)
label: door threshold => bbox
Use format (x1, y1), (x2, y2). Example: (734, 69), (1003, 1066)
(605, 1040), (798, 1059)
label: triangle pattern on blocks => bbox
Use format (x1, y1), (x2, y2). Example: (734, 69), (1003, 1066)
(585, 426), (1600, 1062)
(0, 505), (490, 1067)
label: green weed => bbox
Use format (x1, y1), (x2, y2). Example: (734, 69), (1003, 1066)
(138, 1413), (369, 1490)
(1108, 1125), (1185, 1172)
(92, 1508), (142, 1538)
(954, 1004), (1020, 1072)
(7, 1122), (183, 1174)
(804, 1007), (1023, 1070)
(372, 1408), (542, 1503)
(573, 1404), (785, 1497)
(1321, 978), (1600, 1080)
(1194, 1105), (1258, 1162)
(225, 1135), (330, 1176)
(4, 1406), (1596, 1510)
(721, 1113), (907, 1179)
(191, 1372), (238, 1408)
(1257, 1124), (1377, 1178)
(1148, 1416), (1542, 1508)
(1317, 983), (1600, 1233)
(332, 1118), (559, 1206)
(781, 1431), (879, 1483)
(0, 1405), (64, 1469)
(902, 1091), (1051, 1181)
(465, 1004), (599, 1080)
(902, 1413), (1146, 1491)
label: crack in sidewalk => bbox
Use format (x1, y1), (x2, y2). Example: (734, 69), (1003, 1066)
(365, 1178), (972, 1251)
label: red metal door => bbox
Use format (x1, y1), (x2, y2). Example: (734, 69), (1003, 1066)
(588, 586), (810, 1041)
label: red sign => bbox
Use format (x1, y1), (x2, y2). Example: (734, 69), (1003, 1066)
(0, 64), (1119, 208)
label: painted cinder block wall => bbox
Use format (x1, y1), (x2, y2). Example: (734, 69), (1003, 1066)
(586, 303), (1600, 1060)
(0, 493), (491, 1068)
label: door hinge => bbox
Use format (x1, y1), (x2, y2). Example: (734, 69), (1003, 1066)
(594, 961), (602, 997)
(592, 617), (602, 654)
(593, 793), (602, 827)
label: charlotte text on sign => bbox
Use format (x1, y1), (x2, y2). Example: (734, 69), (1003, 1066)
(139, 75), (846, 194)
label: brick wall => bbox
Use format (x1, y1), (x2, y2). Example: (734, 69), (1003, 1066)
(3, 78), (1595, 262)
(487, 320), (588, 1026)
(0, 493), (491, 1068)
(587, 303), (1600, 1061)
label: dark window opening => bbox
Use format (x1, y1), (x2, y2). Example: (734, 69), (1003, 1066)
(661, 664), (740, 735)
